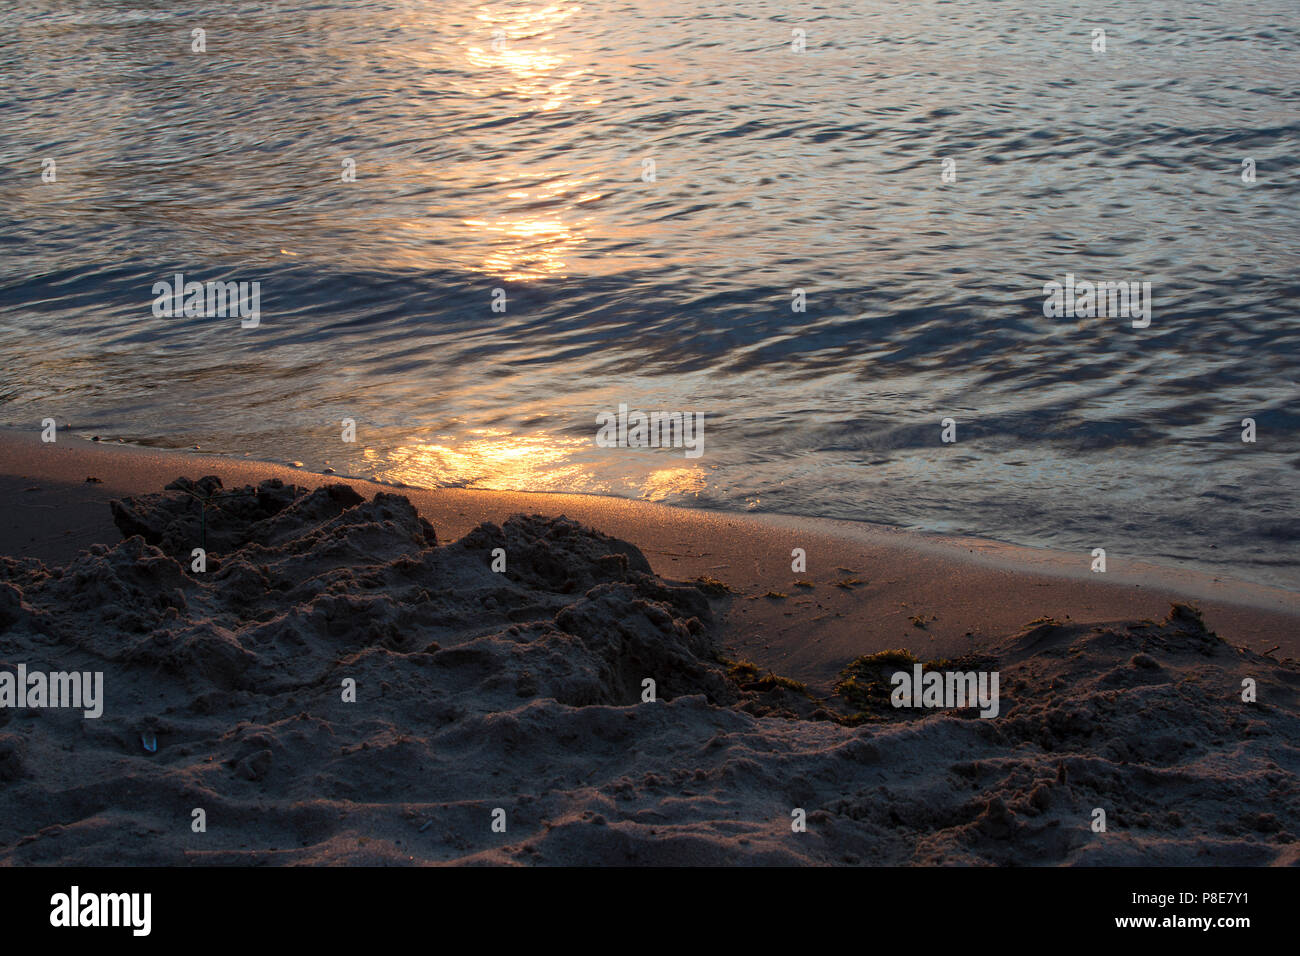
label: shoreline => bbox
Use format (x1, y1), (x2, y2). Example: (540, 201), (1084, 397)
(2, 428), (1296, 687)
(21, 426), (1295, 594)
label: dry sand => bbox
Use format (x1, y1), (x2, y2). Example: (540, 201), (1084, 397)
(0, 430), (1296, 865)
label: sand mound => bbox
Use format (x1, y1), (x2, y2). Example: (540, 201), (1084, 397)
(0, 479), (1295, 864)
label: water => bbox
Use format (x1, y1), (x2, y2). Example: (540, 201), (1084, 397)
(1, 0), (1297, 588)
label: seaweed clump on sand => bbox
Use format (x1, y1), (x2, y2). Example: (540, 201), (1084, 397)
(832, 649), (999, 725)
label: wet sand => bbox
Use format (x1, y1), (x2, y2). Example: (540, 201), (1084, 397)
(2, 430), (1295, 688)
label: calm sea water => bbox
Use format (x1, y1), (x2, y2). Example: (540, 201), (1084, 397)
(1, 1), (1297, 587)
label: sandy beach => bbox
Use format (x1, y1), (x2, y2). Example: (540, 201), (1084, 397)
(0, 429), (1296, 865)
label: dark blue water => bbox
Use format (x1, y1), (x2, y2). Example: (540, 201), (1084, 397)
(1, 0), (1297, 587)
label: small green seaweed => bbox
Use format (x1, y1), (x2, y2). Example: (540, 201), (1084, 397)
(693, 575), (732, 596)
(724, 658), (808, 695)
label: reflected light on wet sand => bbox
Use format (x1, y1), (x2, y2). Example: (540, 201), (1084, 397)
(363, 430), (709, 502)
(368, 430), (594, 491)
(639, 467), (708, 502)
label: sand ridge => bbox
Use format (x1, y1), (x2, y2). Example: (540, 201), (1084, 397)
(0, 476), (1295, 865)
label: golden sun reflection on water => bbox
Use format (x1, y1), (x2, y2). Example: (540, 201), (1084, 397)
(459, 3), (593, 279)
(473, 4), (581, 38)
(461, 175), (600, 279)
(466, 3), (583, 108)
(461, 214), (579, 280)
